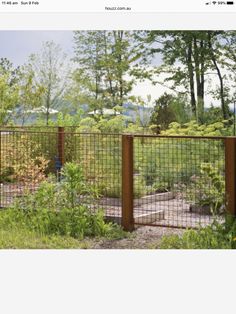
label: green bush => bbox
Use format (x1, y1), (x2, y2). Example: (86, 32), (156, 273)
(4, 162), (124, 239)
(0, 133), (49, 184)
(160, 218), (236, 249)
(102, 174), (147, 198)
(186, 163), (225, 215)
(134, 175), (147, 198)
(162, 120), (228, 137)
(134, 136), (219, 191)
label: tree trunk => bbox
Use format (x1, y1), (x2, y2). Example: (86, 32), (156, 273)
(104, 31), (116, 107)
(186, 39), (196, 116)
(114, 30), (124, 106)
(200, 39), (205, 102)
(193, 36), (205, 123)
(207, 31), (229, 119)
(46, 88), (51, 126)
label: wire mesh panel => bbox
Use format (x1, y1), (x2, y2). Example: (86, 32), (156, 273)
(0, 128), (122, 224)
(0, 129), (58, 208)
(0, 127), (227, 229)
(65, 132), (122, 222)
(133, 135), (225, 229)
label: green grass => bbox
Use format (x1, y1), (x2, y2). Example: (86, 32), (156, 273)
(0, 227), (93, 249)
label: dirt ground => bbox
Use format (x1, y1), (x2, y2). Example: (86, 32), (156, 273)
(89, 226), (185, 249)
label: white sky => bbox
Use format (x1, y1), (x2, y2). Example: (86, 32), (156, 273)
(132, 71), (223, 109)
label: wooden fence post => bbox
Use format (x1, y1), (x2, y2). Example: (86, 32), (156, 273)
(122, 135), (134, 231)
(58, 127), (65, 167)
(225, 137), (236, 217)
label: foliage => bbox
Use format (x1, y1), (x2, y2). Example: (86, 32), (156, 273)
(76, 117), (101, 133)
(186, 163), (225, 215)
(0, 134), (49, 184)
(125, 123), (147, 134)
(97, 116), (126, 133)
(47, 110), (84, 127)
(160, 218), (236, 249)
(146, 181), (169, 194)
(162, 120), (228, 136)
(76, 115), (151, 135)
(7, 162), (124, 239)
(134, 175), (147, 198)
(203, 106), (230, 125)
(0, 58), (20, 124)
(14, 66), (45, 125)
(140, 31), (231, 120)
(133, 133), (224, 192)
(2, 31), (236, 126)
(149, 93), (191, 131)
(60, 162), (100, 207)
(27, 41), (71, 125)
(73, 31), (139, 112)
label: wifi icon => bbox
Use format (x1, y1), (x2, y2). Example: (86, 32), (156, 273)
(213, 1), (217, 3)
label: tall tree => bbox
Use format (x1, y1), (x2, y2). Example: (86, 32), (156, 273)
(72, 30), (139, 113)
(27, 41), (70, 125)
(17, 65), (45, 125)
(207, 31), (230, 119)
(73, 31), (105, 111)
(222, 31), (236, 108)
(137, 31), (230, 121)
(0, 58), (20, 124)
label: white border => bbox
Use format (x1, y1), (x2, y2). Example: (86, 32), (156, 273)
(0, 12), (236, 30)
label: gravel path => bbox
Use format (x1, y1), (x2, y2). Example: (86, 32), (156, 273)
(89, 226), (184, 249)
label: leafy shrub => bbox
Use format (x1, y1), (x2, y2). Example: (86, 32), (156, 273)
(60, 162), (99, 207)
(76, 117), (101, 133)
(160, 218), (236, 249)
(162, 120), (228, 137)
(150, 93), (192, 132)
(101, 176), (121, 198)
(0, 133), (49, 184)
(98, 116), (126, 133)
(6, 162), (123, 239)
(186, 163), (225, 215)
(47, 110), (84, 127)
(134, 175), (147, 198)
(101, 174), (147, 198)
(134, 137), (209, 191)
(146, 181), (169, 194)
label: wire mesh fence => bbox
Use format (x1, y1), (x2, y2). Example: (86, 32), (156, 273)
(0, 127), (122, 222)
(0, 126), (230, 229)
(133, 135), (225, 228)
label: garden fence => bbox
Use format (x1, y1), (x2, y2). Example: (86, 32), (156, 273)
(0, 126), (235, 230)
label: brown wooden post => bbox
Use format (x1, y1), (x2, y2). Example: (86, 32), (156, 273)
(225, 137), (236, 217)
(58, 127), (65, 167)
(122, 135), (134, 231)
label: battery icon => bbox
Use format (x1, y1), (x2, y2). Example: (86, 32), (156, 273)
(227, 1), (234, 4)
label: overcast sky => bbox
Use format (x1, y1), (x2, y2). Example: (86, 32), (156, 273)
(0, 31), (74, 66)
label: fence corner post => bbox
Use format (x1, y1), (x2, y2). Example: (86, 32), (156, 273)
(225, 137), (236, 218)
(58, 127), (65, 168)
(122, 134), (134, 232)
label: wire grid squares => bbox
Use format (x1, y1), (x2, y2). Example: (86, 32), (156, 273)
(65, 132), (122, 221)
(0, 129), (58, 207)
(133, 135), (225, 228)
